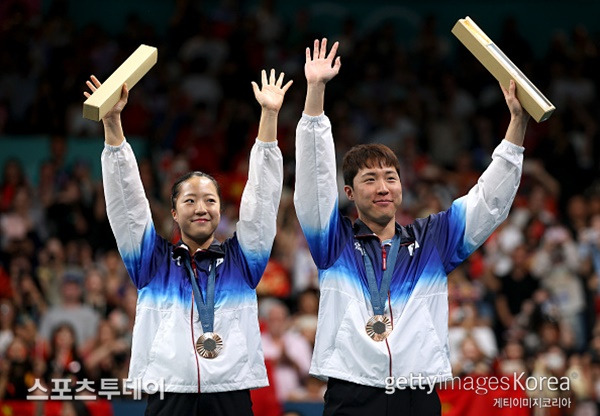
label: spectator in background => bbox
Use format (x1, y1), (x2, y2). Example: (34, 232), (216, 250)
(532, 226), (587, 351)
(529, 346), (569, 402)
(84, 319), (129, 384)
(496, 339), (527, 376)
(98, 249), (128, 312)
(0, 335), (35, 399)
(36, 237), (67, 307)
(494, 244), (539, 345)
(0, 298), (16, 356)
(566, 194), (589, 238)
(294, 288), (319, 318)
(272, 193), (319, 295)
(38, 272), (100, 356)
(579, 213), (600, 291)
(0, 187), (46, 250)
(12, 269), (46, 329)
(88, 183), (117, 253)
(497, 16), (534, 68)
(82, 267), (107, 317)
(260, 299), (312, 403)
(45, 176), (91, 244)
(449, 302), (497, 373)
(293, 314), (318, 350)
(41, 323), (87, 391)
(257, 257), (292, 299)
(566, 352), (594, 406)
(0, 159), (27, 213)
(453, 334), (493, 376)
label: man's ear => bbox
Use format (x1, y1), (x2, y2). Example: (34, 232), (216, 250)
(344, 185), (354, 201)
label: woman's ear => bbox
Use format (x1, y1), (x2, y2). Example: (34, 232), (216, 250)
(171, 208), (178, 223)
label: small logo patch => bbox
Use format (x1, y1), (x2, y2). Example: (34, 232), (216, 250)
(354, 241), (365, 256)
(407, 241), (420, 256)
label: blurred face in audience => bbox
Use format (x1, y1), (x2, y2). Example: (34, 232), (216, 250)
(504, 340), (524, 360)
(461, 337), (483, 362)
(6, 337), (28, 362)
(85, 269), (104, 294)
(98, 320), (116, 344)
(0, 300), (15, 329)
(12, 188), (30, 212)
(511, 244), (531, 274)
(539, 321), (560, 347)
(267, 304), (289, 338)
(46, 238), (65, 264)
(566, 195), (587, 221)
(61, 280), (83, 304)
(3, 160), (22, 186)
(298, 290), (318, 316)
(53, 325), (76, 351)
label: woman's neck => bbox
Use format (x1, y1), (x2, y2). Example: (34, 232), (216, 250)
(183, 235), (215, 253)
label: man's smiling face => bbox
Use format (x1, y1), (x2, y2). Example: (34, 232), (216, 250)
(344, 163), (402, 229)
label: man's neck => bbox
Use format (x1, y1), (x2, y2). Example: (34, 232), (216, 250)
(359, 217), (396, 241)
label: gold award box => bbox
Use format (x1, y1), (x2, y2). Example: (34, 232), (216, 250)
(83, 44), (157, 122)
(452, 17), (555, 122)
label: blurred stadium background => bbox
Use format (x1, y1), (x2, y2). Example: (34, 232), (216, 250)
(1, 0), (600, 415)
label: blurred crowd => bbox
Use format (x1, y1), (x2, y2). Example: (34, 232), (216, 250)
(1, 0), (600, 414)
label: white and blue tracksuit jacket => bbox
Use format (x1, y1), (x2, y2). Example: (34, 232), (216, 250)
(294, 113), (523, 388)
(102, 139), (283, 393)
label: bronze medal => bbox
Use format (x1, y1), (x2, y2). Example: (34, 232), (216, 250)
(365, 315), (392, 341)
(196, 332), (223, 359)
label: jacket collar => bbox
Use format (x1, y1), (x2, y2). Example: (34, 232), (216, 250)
(353, 219), (414, 245)
(171, 240), (225, 261)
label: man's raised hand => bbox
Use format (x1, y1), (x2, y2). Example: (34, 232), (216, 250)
(500, 79), (529, 123)
(305, 38), (341, 85)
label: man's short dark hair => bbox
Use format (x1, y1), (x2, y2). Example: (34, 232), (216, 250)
(342, 144), (401, 186)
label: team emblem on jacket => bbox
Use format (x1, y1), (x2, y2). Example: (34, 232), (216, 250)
(407, 240), (420, 256)
(354, 241), (365, 255)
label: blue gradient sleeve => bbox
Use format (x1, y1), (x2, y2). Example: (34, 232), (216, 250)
(234, 140), (283, 288)
(102, 140), (163, 289)
(294, 113), (349, 269)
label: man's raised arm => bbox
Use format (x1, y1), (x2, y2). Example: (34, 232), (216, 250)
(294, 39), (345, 268)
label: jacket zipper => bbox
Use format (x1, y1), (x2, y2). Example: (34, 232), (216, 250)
(190, 259), (201, 393)
(382, 242), (393, 377)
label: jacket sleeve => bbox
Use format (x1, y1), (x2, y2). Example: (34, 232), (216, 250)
(101, 140), (167, 288)
(234, 139), (284, 288)
(428, 139), (524, 272)
(293, 113), (351, 269)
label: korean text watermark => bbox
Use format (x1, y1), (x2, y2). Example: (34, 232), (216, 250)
(494, 397), (571, 409)
(26, 378), (165, 401)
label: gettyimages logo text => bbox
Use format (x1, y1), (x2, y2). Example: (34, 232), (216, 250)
(384, 372), (570, 396)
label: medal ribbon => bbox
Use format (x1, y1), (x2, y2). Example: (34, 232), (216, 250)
(185, 259), (216, 333)
(360, 235), (400, 316)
